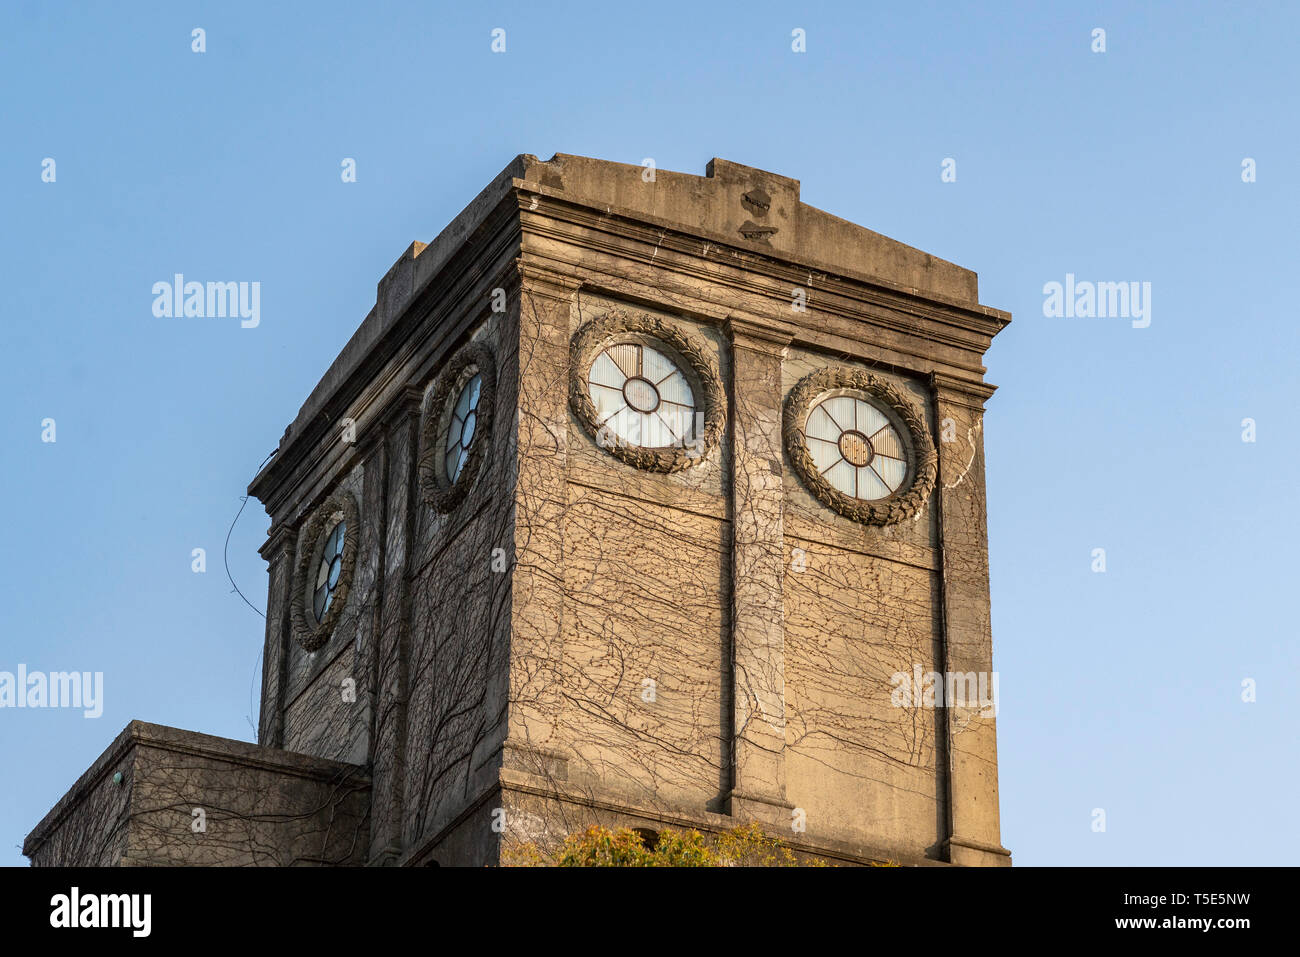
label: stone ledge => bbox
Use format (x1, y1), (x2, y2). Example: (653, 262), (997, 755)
(944, 834), (1014, 867)
(496, 767), (950, 868)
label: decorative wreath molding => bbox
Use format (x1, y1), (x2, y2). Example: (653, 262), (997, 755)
(783, 367), (937, 526)
(418, 341), (497, 514)
(569, 310), (727, 473)
(291, 490), (361, 652)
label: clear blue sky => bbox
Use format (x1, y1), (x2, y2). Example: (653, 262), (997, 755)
(2, 1), (1295, 867)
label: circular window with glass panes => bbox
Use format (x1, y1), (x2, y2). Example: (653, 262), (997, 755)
(784, 367), (937, 526)
(419, 341), (496, 513)
(310, 519), (346, 623)
(586, 341), (697, 450)
(291, 491), (360, 651)
(570, 311), (725, 473)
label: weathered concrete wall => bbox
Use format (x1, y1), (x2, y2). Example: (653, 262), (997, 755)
(554, 296), (729, 813)
(780, 354), (947, 860)
(282, 461), (372, 765)
(26, 722), (370, 867)
(493, 155), (1010, 865)
(24, 724), (134, 867)
(401, 319), (513, 855)
(248, 194), (524, 867)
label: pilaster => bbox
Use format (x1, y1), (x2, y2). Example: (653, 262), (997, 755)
(723, 316), (796, 825)
(366, 389), (422, 865)
(257, 526), (296, 749)
(932, 373), (1011, 866)
(504, 265), (580, 770)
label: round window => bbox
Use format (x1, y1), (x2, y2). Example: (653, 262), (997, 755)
(311, 518), (346, 623)
(803, 394), (908, 501)
(569, 311), (726, 474)
(419, 342), (496, 514)
(444, 372), (482, 483)
(784, 368), (937, 526)
(291, 491), (360, 651)
(586, 343), (696, 449)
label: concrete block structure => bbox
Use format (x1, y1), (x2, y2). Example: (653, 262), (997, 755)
(27, 154), (1012, 867)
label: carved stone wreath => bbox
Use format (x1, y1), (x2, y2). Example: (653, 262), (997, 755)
(291, 490), (360, 652)
(784, 367), (937, 526)
(569, 310), (726, 472)
(418, 341), (497, 514)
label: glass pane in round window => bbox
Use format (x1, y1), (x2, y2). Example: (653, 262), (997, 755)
(444, 372), (482, 483)
(312, 519), (346, 623)
(804, 395), (908, 501)
(587, 343), (695, 448)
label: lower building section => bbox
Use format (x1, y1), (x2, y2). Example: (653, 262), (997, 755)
(24, 721), (370, 867)
(27, 723), (1009, 867)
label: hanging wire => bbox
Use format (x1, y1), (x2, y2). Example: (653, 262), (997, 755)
(227, 448), (278, 743)
(225, 448), (278, 619)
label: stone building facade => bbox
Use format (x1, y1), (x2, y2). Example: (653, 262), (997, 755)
(25, 154), (1012, 867)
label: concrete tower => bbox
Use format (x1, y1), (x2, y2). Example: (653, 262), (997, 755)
(26, 154), (1012, 867)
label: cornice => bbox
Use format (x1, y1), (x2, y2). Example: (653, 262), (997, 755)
(251, 172), (1010, 518)
(514, 182), (1011, 336)
(931, 371), (999, 410)
(516, 261), (584, 300)
(519, 221), (1002, 381)
(257, 519), (298, 562)
(725, 315), (796, 356)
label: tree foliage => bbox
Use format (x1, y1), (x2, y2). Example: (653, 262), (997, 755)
(506, 822), (850, 867)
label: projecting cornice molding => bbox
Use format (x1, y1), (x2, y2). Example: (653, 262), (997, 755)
(724, 315), (796, 356)
(514, 180), (1009, 334)
(252, 154), (1010, 519)
(931, 371), (1000, 411)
